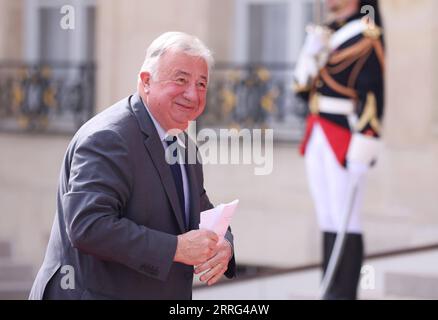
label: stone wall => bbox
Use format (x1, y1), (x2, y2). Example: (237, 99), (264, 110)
(381, 0), (438, 146)
(0, 0), (24, 60)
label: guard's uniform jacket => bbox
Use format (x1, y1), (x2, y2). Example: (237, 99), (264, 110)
(296, 13), (385, 167)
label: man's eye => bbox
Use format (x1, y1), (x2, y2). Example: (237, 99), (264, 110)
(197, 82), (207, 89)
(175, 78), (188, 85)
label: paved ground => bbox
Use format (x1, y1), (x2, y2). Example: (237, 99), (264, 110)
(193, 249), (438, 300)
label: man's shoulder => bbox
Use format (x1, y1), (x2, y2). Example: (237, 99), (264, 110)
(74, 95), (139, 141)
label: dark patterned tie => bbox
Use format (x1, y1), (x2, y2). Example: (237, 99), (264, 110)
(166, 136), (186, 227)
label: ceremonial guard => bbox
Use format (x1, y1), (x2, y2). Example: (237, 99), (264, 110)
(294, 0), (385, 299)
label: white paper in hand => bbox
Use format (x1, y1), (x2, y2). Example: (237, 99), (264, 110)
(199, 199), (239, 242)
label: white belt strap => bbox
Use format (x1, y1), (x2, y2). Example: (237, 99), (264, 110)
(318, 95), (355, 115)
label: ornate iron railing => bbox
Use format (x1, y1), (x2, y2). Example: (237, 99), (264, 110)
(202, 62), (308, 141)
(0, 61), (95, 134)
(0, 61), (307, 140)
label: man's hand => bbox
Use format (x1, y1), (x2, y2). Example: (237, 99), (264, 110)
(194, 240), (233, 286)
(174, 230), (219, 266)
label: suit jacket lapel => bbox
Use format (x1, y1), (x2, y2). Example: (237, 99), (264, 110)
(129, 93), (186, 234)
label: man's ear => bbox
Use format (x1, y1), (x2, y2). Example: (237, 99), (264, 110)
(140, 71), (151, 94)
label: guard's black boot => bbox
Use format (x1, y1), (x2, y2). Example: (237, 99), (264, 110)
(322, 233), (364, 300)
(322, 232), (336, 275)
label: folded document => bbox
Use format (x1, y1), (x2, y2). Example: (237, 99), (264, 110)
(199, 199), (239, 242)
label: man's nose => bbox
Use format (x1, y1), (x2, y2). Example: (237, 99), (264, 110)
(182, 82), (199, 103)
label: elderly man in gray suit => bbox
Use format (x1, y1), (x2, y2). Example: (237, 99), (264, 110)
(29, 32), (236, 300)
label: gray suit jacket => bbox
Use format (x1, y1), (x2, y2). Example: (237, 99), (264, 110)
(29, 93), (236, 300)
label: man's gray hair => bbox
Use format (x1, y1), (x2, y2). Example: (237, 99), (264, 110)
(140, 31), (214, 80)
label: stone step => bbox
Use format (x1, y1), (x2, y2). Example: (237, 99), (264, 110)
(0, 241), (12, 259)
(0, 261), (35, 282)
(385, 272), (438, 300)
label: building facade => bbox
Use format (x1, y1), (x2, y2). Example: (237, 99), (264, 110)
(0, 0), (437, 297)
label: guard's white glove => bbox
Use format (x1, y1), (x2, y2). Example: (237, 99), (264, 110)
(294, 25), (331, 90)
(346, 133), (382, 175)
(302, 25), (331, 58)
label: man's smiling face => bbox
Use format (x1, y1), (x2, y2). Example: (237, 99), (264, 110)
(144, 49), (209, 131)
